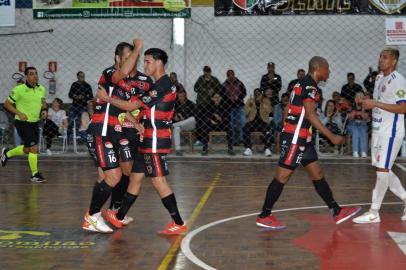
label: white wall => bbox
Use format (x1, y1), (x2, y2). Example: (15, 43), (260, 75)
(0, 8), (403, 105)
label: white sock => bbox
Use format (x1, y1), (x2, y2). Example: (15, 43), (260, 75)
(389, 170), (406, 203)
(370, 171), (390, 212)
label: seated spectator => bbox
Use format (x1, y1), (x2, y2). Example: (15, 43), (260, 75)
(223, 69), (247, 146)
(347, 91), (370, 158)
(78, 100), (94, 141)
(170, 72), (186, 93)
(272, 92), (290, 132)
(45, 98), (68, 155)
(0, 110), (9, 144)
(199, 93), (234, 156)
(172, 90), (196, 156)
(40, 109), (60, 155)
(319, 100), (343, 153)
(363, 67), (378, 96)
(242, 88), (273, 157)
(340, 72), (363, 107)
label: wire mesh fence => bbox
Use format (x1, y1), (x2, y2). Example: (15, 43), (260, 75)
(0, 6), (405, 156)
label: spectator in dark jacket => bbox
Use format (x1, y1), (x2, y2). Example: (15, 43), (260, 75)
(170, 72), (186, 93)
(363, 68), (378, 96)
(260, 62), (282, 106)
(173, 90), (196, 156)
(223, 69), (247, 145)
(194, 66), (222, 106)
(340, 72), (363, 107)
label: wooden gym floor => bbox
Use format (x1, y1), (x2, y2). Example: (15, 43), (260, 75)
(0, 155), (405, 270)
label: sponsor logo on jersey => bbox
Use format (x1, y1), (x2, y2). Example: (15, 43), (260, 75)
(396, 89), (406, 98)
(105, 141), (113, 148)
(149, 90), (158, 97)
(142, 96), (152, 104)
(138, 76), (147, 81)
(119, 139), (129, 146)
(114, 125), (122, 132)
(171, 85), (177, 92)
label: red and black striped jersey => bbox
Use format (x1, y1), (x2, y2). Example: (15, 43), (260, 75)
(282, 74), (321, 145)
(139, 74), (177, 154)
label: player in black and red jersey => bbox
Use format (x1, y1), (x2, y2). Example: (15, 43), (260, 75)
(256, 56), (361, 229)
(82, 39), (143, 233)
(97, 48), (188, 235)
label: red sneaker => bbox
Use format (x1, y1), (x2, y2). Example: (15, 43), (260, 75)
(102, 209), (124, 229)
(158, 221), (188, 235)
(256, 215), (286, 229)
(334, 206), (361, 224)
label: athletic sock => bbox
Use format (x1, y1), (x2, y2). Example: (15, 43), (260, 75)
(312, 178), (341, 216)
(371, 171), (389, 212)
(259, 178), (285, 218)
(89, 180), (113, 215)
(7, 145), (25, 158)
(28, 153), (38, 175)
(109, 174), (130, 210)
(116, 192), (138, 220)
(388, 170), (406, 202)
(161, 193), (184, 225)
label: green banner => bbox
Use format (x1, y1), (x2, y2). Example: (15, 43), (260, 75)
(33, 0), (191, 19)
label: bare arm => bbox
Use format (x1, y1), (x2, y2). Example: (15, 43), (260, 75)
(303, 101), (343, 145)
(360, 98), (406, 114)
(111, 39), (143, 84)
(96, 86), (143, 111)
(3, 99), (27, 121)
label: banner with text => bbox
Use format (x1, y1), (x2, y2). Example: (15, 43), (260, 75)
(33, 0), (191, 19)
(214, 0), (406, 16)
(0, 0), (15, 26)
(386, 18), (406, 45)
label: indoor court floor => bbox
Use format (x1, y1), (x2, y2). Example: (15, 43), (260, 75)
(0, 155), (406, 270)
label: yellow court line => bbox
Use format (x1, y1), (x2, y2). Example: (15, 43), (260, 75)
(157, 173), (221, 270)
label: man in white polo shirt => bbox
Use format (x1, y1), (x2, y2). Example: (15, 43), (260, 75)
(353, 46), (406, 223)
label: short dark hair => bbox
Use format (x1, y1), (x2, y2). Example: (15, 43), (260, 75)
(298, 68), (305, 73)
(24, 67), (36, 76)
(77, 71), (84, 77)
(144, 48), (168, 65)
(347, 72), (355, 78)
(54, 98), (63, 106)
(203, 66), (211, 73)
(115, 42), (134, 57)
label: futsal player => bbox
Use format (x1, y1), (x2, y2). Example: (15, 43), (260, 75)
(353, 47), (406, 223)
(256, 56), (361, 229)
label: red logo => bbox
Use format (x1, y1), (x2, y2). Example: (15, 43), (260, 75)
(396, 21), (403, 30)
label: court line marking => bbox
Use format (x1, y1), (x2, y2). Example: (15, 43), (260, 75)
(180, 202), (404, 270)
(395, 163), (406, 172)
(157, 173), (221, 270)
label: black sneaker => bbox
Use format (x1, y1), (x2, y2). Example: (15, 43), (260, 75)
(1, 148), (9, 167)
(30, 172), (46, 183)
(175, 151), (183, 156)
(228, 149), (236, 156)
(201, 149), (208, 156)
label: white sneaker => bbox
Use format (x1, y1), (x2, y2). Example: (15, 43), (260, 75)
(353, 152), (359, 158)
(401, 205), (406, 221)
(264, 148), (272, 157)
(352, 211), (381, 224)
(122, 215), (134, 225)
(243, 148), (253, 156)
(82, 211), (113, 233)
(46, 149), (52, 156)
(361, 152), (367, 158)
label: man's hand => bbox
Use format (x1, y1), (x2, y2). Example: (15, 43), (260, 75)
(330, 134), (344, 145)
(96, 86), (110, 102)
(359, 98), (377, 110)
(18, 112), (28, 121)
(133, 38), (143, 52)
(134, 123), (145, 135)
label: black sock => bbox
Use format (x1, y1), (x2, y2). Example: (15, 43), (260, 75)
(116, 192), (138, 220)
(259, 178), (285, 218)
(161, 193), (184, 225)
(89, 180), (113, 215)
(312, 178), (341, 216)
(109, 175), (130, 210)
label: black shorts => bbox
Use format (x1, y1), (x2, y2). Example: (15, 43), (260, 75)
(133, 153), (169, 178)
(15, 120), (39, 147)
(278, 133), (318, 170)
(86, 134), (121, 170)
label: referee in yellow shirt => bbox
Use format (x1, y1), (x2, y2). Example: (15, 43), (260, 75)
(1, 67), (47, 182)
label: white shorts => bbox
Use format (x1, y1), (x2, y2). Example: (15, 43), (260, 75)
(371, 135), (403, 169)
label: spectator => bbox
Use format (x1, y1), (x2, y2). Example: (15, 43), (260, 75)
(45, 98), (68, 155)
(319, 100), (343, 153)
(287, 68), (306, 94)
(78, 100), (94, 141)
(242, 88), (273, 157)
(363, 67), (379, 96)
(199, 93), (234, 156)
(170, 72), (185, 93)
(340, 72), (363, 106)
(347, 91), (370, 158)
(222, 69), (247, 145)
(272, 92), (290, 132)
(260, 62), (282, 106)
(194, 66), (222, 106)
(172, 90), (196, 156)
(68, 71), (93, 136)
(332, 90), (351, 118)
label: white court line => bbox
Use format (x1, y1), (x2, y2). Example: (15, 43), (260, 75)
(180, 202), (404, 270)
(395, 163), (406, 172)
